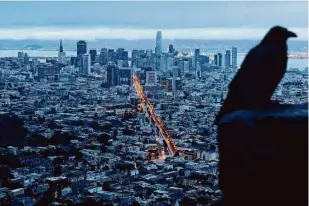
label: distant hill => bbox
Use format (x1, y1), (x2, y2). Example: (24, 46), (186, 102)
(23, 44), (43, 50)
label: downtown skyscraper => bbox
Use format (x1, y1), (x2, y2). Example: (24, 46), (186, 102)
(58, 40), (66, 64)
(77, 40), (87, 56)
(225, 50), (231, 68)
(232, 47), (238, 69)
(155, 31), (162, 56)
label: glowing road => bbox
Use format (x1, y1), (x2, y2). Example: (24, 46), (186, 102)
(133, 74), (178, 156)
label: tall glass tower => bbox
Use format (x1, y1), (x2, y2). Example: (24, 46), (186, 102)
(155, 31), (162, 55)
(232, 47), (237, 69)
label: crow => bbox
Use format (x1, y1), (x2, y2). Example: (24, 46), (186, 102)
(214, 26), (297, 125)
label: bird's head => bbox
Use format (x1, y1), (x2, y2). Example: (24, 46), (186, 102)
(262, 26), (297, 44)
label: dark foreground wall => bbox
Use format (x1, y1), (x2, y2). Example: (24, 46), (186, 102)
(218, 103), (308, 206)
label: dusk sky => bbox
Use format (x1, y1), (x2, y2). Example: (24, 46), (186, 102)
(0, 1), (308, 40)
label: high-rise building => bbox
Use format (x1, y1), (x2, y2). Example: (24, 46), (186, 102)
(23, 53), (29, 65)
(70, 57), (76, 66)
(232, 47), (238, 69)
(77, 40), (87, 56)
(17, 51), (24, 59)
(122, 51), (128, 61)
(108, 49), (114, 58)
(155, 31), (162, 56)
(146, 49), (152, 58)
(81, 54), (90, 75)
(119, 67), (133, 86)
(58, 40), (66, 64)
(167, 56), (173, 70)
(131, 49), (138, 67)
(184, 59), (190, 73)
(116, 48), (123, 60)
(106, 64), (119, 87)
(196, 62), (201, 78)
(176, 59), (184, 76)
(218, 53), (223, 67)
(225, 50), (231, 68)
(199, 55), (210, 65)
(89, 49), (97, 66)
(132, 50), (138, 59)
(169, 45), (174, 53)
(160, 55), (167, 71)
(99, 48), (108, 66)
(194, 49), (200, 69)
(107, 49), (116, 62)
(172, 66), (179, 93)
(146, 71), (157, 85)
(138, 50), (145, 57)
(214, 54), (218, 66)
(222, 54), (226, 69)
(18, 51), (24, 63)
(32, 58), (38, 68)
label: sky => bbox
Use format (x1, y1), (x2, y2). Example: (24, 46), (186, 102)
(0, 1), (308, 40)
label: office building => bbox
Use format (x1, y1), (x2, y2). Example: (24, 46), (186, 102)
(232, 47), (238, 69)
(116, 48), (128, 61)
(131, 50), (138, 67)
(167, 56), (173, 70)
(58, 40), (66, 64)
(222, 54), (226, 69)
(196, 62), (201, 78)
(172, 66), (179, 93)
(24, 53), (29, 65)
(37, 65), (61, 81)
(225, 50), (231, 68)
(81, 54), (90, 75)
(155, 31), (162, 56)
(77, 40), (87, 56)
(169, 45), (174, 53)
(194, 49), (200, 69)
(119, 67), (133, 86)
(218, 53), (223, 67)
(160, 55), (167, 71)
(184, 59), (190, 73)
(122, 51), (129, 61)
(99, 48), (108, 66)
(146, 71), (157, 85)
(17, 51), (24, 59)
(146, 49), (152, 58)
(89, 49), (97, 66)
(214, 54), (218, 66)
(106, 64), (119, 87)
(70, 57), (76, 66)
(108, 49), (114, 58)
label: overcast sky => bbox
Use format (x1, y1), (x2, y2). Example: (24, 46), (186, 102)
(0, 1), (307, 40)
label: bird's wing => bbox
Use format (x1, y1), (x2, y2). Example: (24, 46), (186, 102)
(228, 45), (265, 90)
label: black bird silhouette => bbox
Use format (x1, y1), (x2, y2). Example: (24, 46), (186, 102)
(215, 26), (297, 125)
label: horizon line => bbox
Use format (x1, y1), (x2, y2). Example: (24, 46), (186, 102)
(0, 27), (307, 41)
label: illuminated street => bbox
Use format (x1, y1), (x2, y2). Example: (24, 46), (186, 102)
(133, 74), (178, 156)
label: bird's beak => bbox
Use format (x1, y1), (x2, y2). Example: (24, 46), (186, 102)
(287, 30), (297, 38)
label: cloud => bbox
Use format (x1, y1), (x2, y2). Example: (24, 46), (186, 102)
(0, 2), (307, 29)
(0, 27), (307, 41)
